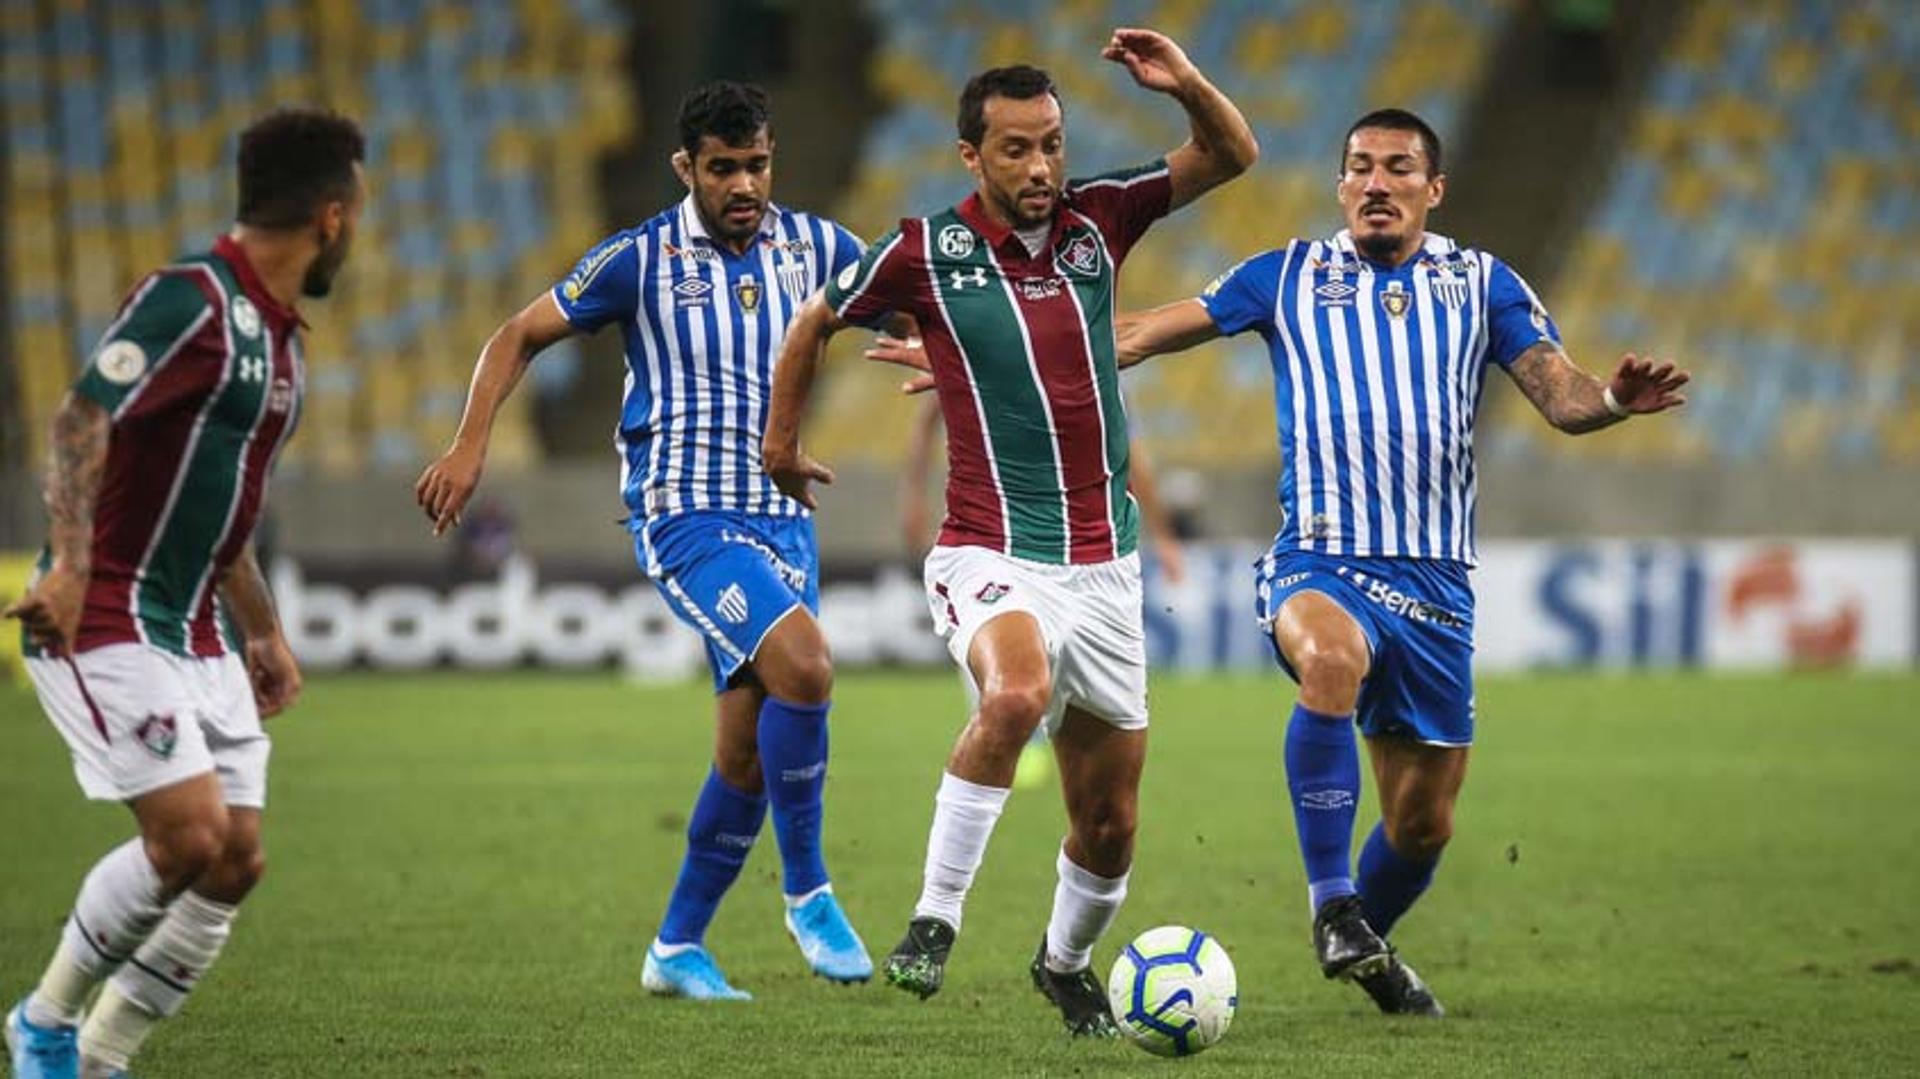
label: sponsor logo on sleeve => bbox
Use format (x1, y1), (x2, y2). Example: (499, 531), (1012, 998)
(230, 296), (262, 340)
(836, 261), (860, 291)
(94, 340), (148, 385)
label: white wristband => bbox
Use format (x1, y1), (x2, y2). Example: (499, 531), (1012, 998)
(1602, 385), (1630, 419)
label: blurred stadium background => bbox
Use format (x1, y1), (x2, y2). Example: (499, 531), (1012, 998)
(2, 0), (1916, 680)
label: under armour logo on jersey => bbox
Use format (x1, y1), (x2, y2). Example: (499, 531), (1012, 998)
(716, 583), (749, 624)
(238, 355), (268, 382)
(949, 267), (988, 290)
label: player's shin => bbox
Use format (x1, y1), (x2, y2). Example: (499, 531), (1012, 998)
(1357, 822), (1438, 938)
(84, 890), (237, 1071)
(914, 771), (1011, 932)
(1043, 845), (1129, 973)
(1283, 704), (1363, 910)
(657, 768), (768, 948)
(23, 839), (170, 1029)
(758, 696), (831, 899)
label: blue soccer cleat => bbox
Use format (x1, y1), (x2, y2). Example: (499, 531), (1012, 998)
(6, 998), (78, 1079)
(785, 890), (873, 983)
(641, 945), (752, 1001)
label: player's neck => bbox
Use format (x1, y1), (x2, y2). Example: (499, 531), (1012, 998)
(225, 225), (311, 308)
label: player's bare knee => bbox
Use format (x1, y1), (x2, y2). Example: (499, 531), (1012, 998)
(1295, 645), (1366, 710)
(146, 816), (229, 892)
(714, 748), (764, 793)
(779, 648), (834, 706)
(1076, 804), (1137, 867)
(974, 683), (1049, 755)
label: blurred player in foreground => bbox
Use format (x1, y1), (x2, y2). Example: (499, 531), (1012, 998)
(765, 29), (1255, 1035)
(1113, 108), (1690, 1014)
(6, 109), (366, 1079)
(415, 82), (874, 1001)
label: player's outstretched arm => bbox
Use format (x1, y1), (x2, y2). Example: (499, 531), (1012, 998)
(2, 392), (108, 654)
(217, 543), (301, 718)
(1103, 27), (1258, 210)
(762, 291), (843, 510)
(414, 293), (576, 535)
(1506, 343), (1690, 435)
(1115, 299), (1223, 369)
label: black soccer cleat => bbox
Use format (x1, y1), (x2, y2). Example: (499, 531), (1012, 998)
(1312, 895), (1392, 980)
(1029, 938), (1121, 1038)
(883, 917), (956, 1000)
(1354, 951), (1445, 1017)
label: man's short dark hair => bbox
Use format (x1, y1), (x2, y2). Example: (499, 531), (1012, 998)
(1342, 108), (1443, 176)
(236, 108), (365, 229)
(957, 65), (1059, 147)
(678, 81), (772, 158)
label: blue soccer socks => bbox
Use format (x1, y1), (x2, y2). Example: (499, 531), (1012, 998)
(759, 696), (831, 898)
(1284, 703), (1362, 910)
(1358, 821), (1438, 939)
(658, 769), (767, 946)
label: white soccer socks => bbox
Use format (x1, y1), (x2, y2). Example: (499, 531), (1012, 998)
(913, 771), (1011, 932)
(82, 890), (238, 1070)
(1043, 845), (1129, 974)
(24, 839), (168, 1028)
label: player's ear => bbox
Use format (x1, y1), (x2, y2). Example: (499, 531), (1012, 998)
(957, 139), (981, 180)
(671, 149), (693, 189)
(1427, 173), (1446, 210)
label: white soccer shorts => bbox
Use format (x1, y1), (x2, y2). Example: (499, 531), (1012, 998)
(25, 642), (270, 807)
(923, 545), (1149, 732)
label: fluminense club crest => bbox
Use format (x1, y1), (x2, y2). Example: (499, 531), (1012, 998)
(1058, 233), (1099, 276)
(135, 714), (178, 759)
(975, 582), (1011, 604)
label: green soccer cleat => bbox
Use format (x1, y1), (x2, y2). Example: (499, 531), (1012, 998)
(883, 917), (956, 1000)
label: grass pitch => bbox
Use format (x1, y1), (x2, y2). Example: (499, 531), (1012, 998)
(2, 670), (1916, 1077)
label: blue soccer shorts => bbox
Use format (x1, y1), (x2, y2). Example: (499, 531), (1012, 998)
(634, 510), (820, 693)
(1253, 547), (1476, 747)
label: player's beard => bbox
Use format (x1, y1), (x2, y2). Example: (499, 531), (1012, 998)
(302, 231), (351, 298)
(992, 181), (1056, 231)
(1354, 226), (1405, 264)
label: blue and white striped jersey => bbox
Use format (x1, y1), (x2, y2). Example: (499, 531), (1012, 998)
(553, 196), (863, 522)
(1200, 229), (1560, 566)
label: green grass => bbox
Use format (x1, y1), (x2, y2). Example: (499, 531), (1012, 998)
(3, 671), (1917, 1077)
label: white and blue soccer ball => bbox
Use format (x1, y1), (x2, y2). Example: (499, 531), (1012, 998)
(1107, 925), (1238, 1057)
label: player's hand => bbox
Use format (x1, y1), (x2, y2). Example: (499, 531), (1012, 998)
(1607, 353), (1690, 415)
(244, 632), (303, 719)
(1154, 537), (1187, 586)
(414, 443), (485, 537)
(863, 333), (936, 395)
(764, 447), (835, 511)
(3, 561), (87, 655)
(1103, 28), (1198, 94)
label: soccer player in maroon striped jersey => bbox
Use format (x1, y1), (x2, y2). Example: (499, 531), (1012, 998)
(5, 109), (365, 1079)
(764, 29), (1256, 1035)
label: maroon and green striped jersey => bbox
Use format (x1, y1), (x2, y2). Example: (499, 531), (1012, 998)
(827, 160), (1171, 565)
(38, 235), (306, 659)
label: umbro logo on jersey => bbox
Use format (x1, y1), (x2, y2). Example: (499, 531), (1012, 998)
(1315, 280), (1356, 306)
(949, 267), (988, 290)
(937, 224), (976, 259)
(716, 583), (749, 624)
(238, 355), (268, 382)
(672, 278), (713, 308)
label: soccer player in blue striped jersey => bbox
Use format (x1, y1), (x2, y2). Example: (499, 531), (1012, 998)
(1113, 109), (1689, 1014)
(416, 82), (874, 1000)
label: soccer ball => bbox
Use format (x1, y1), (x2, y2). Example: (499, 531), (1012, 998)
(1107, 925), (1238, 1057)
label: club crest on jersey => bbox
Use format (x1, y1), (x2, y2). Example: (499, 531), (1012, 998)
(716, 583), (750, 624)
(1431, 273), (1470, 309)
(231, 295), (262, 340)
(778, 260), (811, 305)
(974, 582), (1011, 604)
(733, 274), (762, 313)
(1380, 281), (1412, 319)
(94, 340), (148, 385)
(672, 278), (713, 308)
(135, 714), (178, 759)
(937, 224), (976, 259)
(1057, 233), (1099, 276)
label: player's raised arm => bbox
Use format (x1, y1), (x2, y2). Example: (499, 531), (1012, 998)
(762, 290), (844, 510)
(2, 392), (109, 654)
(1506, 345), (1689, 434)
(414, 292), (576, 535)
(1103, 27), (1257, 210)
(1115, 299), (1223, 368)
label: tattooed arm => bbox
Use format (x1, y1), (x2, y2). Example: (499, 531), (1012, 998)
(2, 393), (109, 653)
(218, 543), (302, 717)
(1505, 342), (1690, 435)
